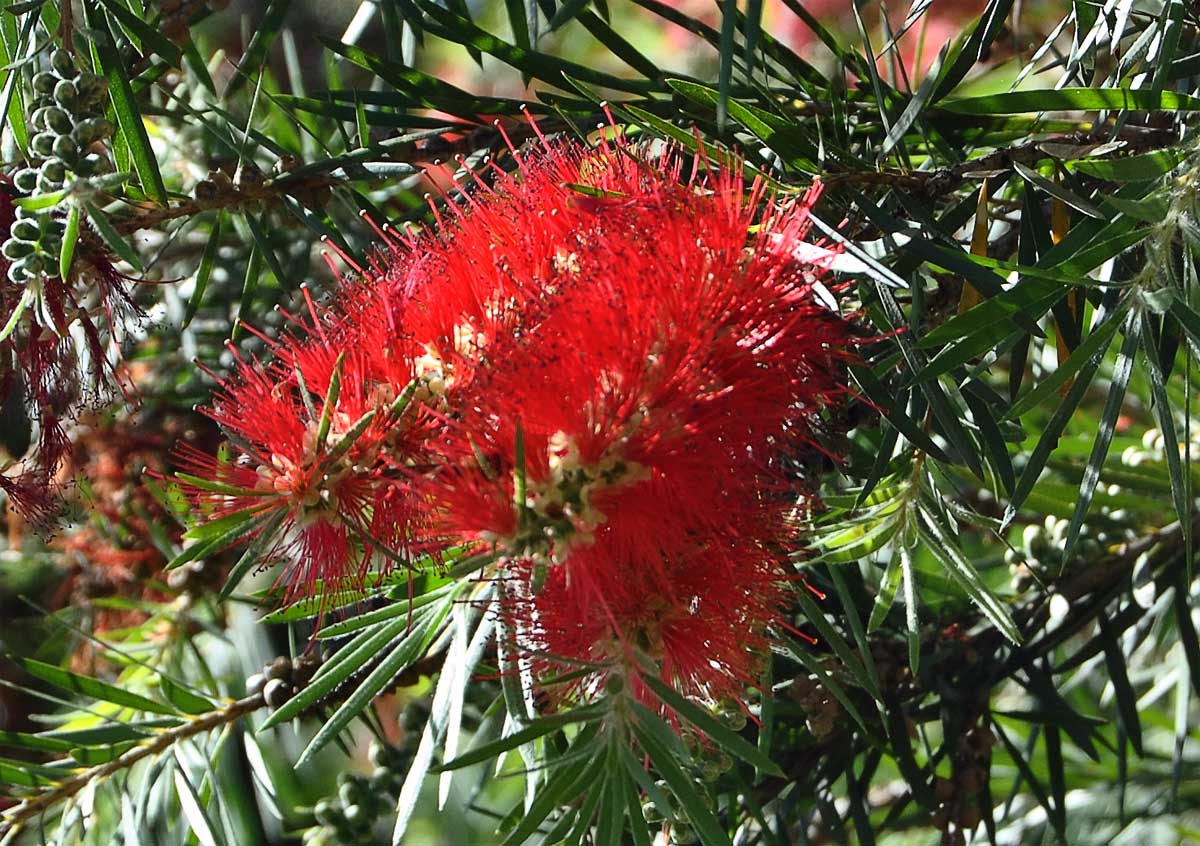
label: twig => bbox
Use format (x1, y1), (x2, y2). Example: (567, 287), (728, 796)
(0, 693), (266, 842)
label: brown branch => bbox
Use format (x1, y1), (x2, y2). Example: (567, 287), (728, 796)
(824, 124), (1177, 199)
(0, 693), (266, 842)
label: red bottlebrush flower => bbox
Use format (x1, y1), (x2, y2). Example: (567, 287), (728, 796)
(175, 314), (432, 605)
(361, 130), (857, 702)
(179, 123), (855, 707)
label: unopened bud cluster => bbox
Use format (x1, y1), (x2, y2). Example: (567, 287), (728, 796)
(3, 49), (111, 285)
(1006, 514), (1134, 591)
(304, 707), (424, 846)
(245, 653), (322, 710)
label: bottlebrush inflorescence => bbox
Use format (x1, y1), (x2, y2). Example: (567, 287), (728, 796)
(178, 122), (855, 708)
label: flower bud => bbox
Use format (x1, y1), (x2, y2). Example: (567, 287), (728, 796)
(51, 49), (77, 78)
(14, 167), (38, 193)
(52, 79), (78, 108)
(44, 107), (71, 134)
(32, 72), (56, 95)
(11, 219), (39, 241)
(52, 135), (77, 162)
(2, 238), (34, 260)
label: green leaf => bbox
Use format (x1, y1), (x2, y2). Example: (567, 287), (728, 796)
(1099, 611), (1144, 756)
(437, 701), (609, 772)
(96, 0), (184, 65)
(1140, 309), (1192, 554)
(793, 585), (881, 701)
(941, 87), (1200, 115)
(314, 352), (346, 454)
(868, 556), (902, 632)
(1063, 316), (1139, 561)
(160, 677), (216, 716)
(0, 286), (33, 344)
(227, 0), (292, 95)
(781, 638), (870, 734)
(0, 730), (76, 755)
(501, 743), (602, 846)
(1003, 331), (1111, 529)
(917, 506), (1020, 643)
(296, 595), (454, 766)
(184, 211), (222, 327)
(1007, 299), (1130, 419)
(174, 764), (223, 846)
(1013, 161), (1104, 219)
(261, 616), (413, 729)
(13, 657), (179, 716)
(91, 13), (168, 204)
(630, 713), (732, 846)
(1070, 149), (1188, 182)
(85, 202), (145, 271)
(0, 756), (66, 787)
(59, 202), (80, 280)
(638, 672), (783, 777)
(716, 0), (736, 131)
(219, 508), (288, 601)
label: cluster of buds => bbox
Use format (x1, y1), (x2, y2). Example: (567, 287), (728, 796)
(179, 119), (856, 717)
(4, 50), (111, 285)
(246, 653), (323, 710)
(305, 719), (421, 845)
(1006, 514), (1134, 590)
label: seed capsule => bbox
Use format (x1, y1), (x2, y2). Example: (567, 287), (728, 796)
(13, 168), (37, 193)
(32, 132), (56, 157)
(265, 656), (293, 681)
(32, 72), (56, 95)
(2, 239), (34, 260)
(40, 159), (66, 184)
(52, 135), (78, 162)
(22, 253), (44, 275)
(262, 678), (293, 709)
(52, 79), (78, 108)
(50, 49), (76, 78)
(44, 107), (71, 134)
(78, 153), (108, 176)
(11, 219), (39, 242)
